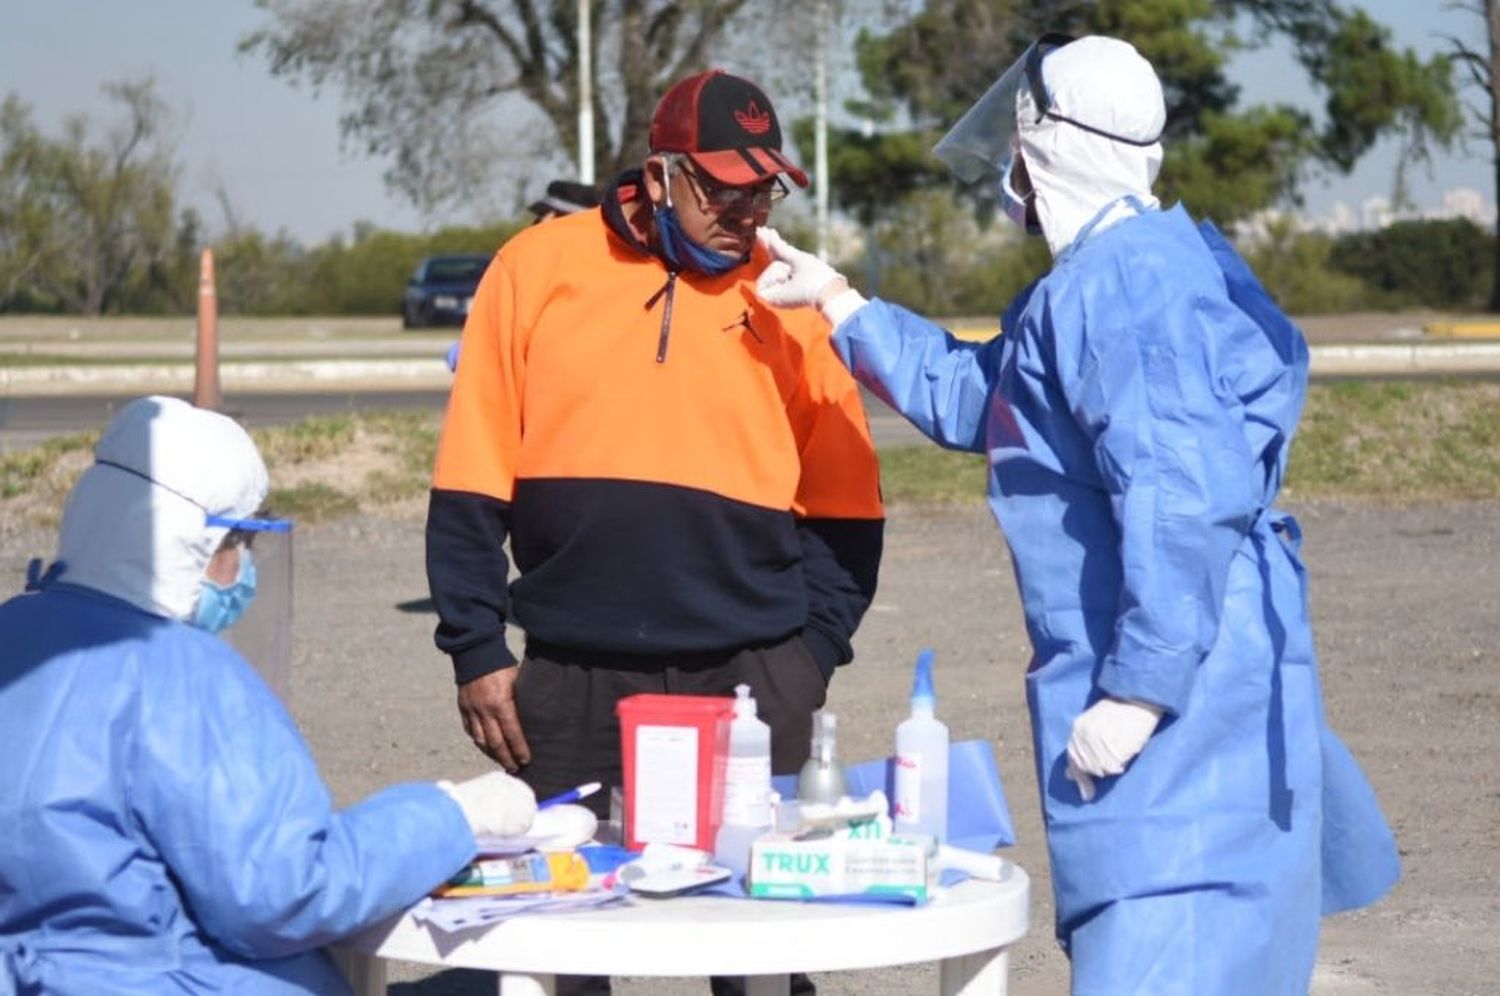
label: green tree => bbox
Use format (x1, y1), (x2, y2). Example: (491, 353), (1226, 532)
(0, 96), (51, 310)
(1328, 217), (1494, 309)
(213, 227), (309, 315)
(825, 0), (1461, 230)
(1239, 217), (1370, 314)
(0, 80), (186, 315)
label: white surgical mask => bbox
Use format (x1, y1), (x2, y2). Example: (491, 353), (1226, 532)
(193, 550), (257, 634)
(998, 156), (1041, 237)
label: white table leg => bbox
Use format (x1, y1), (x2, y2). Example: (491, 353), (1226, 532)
(497, 972), (556, 996)
(939, 948), (1009, 996)
(327, 947), (385, 996)
(744, 974), (792, 996)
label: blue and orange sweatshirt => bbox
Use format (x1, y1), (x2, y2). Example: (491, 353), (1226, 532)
(426, 172), (884, 684)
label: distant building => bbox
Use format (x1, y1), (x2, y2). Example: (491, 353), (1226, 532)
(1433, 187), (1494, 228)
(1361, 196), (1394, 232)
(1234, 186), (1496, 245)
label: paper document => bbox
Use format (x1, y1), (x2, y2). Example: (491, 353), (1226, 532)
(472, 833), (559, 855)
(412, 892), (627, 933)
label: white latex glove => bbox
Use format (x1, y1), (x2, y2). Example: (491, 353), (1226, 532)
(756, 228), (849, 311)
(1064, 697), (1165, 802)
(438, 771), (538, 837)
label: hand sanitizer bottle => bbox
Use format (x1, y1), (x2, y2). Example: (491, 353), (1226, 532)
(894, 648), (949, 841)
(714, 684), (772, 876)
(797, 710), (848, 805)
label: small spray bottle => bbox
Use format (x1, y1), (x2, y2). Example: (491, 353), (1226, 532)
(894, 648), (949, 841)
(797, 710), (848, 805)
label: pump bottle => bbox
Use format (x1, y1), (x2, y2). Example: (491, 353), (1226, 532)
(894, 648), (949, 841)
(713, 684), (773, 876)
(797, 710), (848, 805)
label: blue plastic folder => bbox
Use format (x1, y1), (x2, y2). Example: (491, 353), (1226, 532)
(771, 738), (1015, 853)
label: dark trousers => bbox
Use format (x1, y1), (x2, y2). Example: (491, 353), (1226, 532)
(513, 632), (826, 996)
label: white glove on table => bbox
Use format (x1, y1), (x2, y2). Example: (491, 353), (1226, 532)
(756, 229), (867, 325)
(438, 771), (538, 837)
(1065, 697), (1165, 802)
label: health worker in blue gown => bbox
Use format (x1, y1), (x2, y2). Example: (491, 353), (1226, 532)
(756, 33), (1400, 996)
(0, 395), (538, 995)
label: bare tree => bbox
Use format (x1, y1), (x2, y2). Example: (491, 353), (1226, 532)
(1443, 0), (1500, 310)
(242, 0), (765, 214)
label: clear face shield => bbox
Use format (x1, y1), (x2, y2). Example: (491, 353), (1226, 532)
(932, 32), (1075, 185)
(209, 513), (295, 704)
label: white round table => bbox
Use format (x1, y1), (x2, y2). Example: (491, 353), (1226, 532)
(333, 868), (1031, 996)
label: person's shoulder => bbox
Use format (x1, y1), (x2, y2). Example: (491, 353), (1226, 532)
(502, 209), (607, 257)
(138, 619), (237, 673)
(495, 211), (619, 289)
(139, 622), (289, 719)
(1063, 206), (1210, 290)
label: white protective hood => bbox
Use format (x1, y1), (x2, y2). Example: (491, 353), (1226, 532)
(1018, 36), (1167, 257)
(56, 396), (268, 621)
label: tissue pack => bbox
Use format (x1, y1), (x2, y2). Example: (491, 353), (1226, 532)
(748, 827), (932, 902)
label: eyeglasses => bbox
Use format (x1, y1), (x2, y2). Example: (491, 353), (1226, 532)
(673, 157), (788, 214)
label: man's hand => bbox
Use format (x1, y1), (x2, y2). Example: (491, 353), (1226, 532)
(457, 667), (531, 772)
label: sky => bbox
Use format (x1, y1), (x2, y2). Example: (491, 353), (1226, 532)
(0, 1), (1490, 245)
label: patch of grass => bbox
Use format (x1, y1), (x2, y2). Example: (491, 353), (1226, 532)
(1, 382), (1493, 534)
(0, 353), (437, 367)
(266, 482), (359, 522)
(0, 433), (99, 532)
(252, 414), (358, 465)
(363, 410), (440, 479)
(255, 409), (442, 518)
(0, 433), (96, 499)
(1286, 380), (1500, 499)
(879, 445), (988, 505)
(0, 353), (182, 367)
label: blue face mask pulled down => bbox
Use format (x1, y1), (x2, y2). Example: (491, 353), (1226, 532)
(655, 204), (746, 276)
(193, 550), (257, 634)
(998, 156), (1042, 237)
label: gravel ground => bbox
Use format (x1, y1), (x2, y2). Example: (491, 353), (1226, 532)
(3, 497), (1494, 995)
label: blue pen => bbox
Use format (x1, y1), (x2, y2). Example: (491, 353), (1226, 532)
(538, 781), (603, 810)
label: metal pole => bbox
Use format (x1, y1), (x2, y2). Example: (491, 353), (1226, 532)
(193, 247), (221, 411)
(814, 0), (830, 260)
(578, 0), (594, 184)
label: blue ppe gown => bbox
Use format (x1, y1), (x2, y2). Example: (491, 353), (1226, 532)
(833, 203), (1400, 995)
(0, 582), (476, 995)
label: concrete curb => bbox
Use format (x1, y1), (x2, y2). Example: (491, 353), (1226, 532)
(0, 358), (454, 395)
(2, 344), (1499, 396)
(1308, 342), (1500, 376)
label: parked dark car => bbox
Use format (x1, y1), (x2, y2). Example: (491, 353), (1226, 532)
(401, 254), (491, 328)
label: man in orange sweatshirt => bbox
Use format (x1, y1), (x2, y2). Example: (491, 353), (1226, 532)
(424, 69), (885, 996)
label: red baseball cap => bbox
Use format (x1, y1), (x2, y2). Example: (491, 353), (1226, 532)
(649, 69), (810, 189)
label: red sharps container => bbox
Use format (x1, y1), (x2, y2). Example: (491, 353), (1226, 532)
(616, 693), (733, 852)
